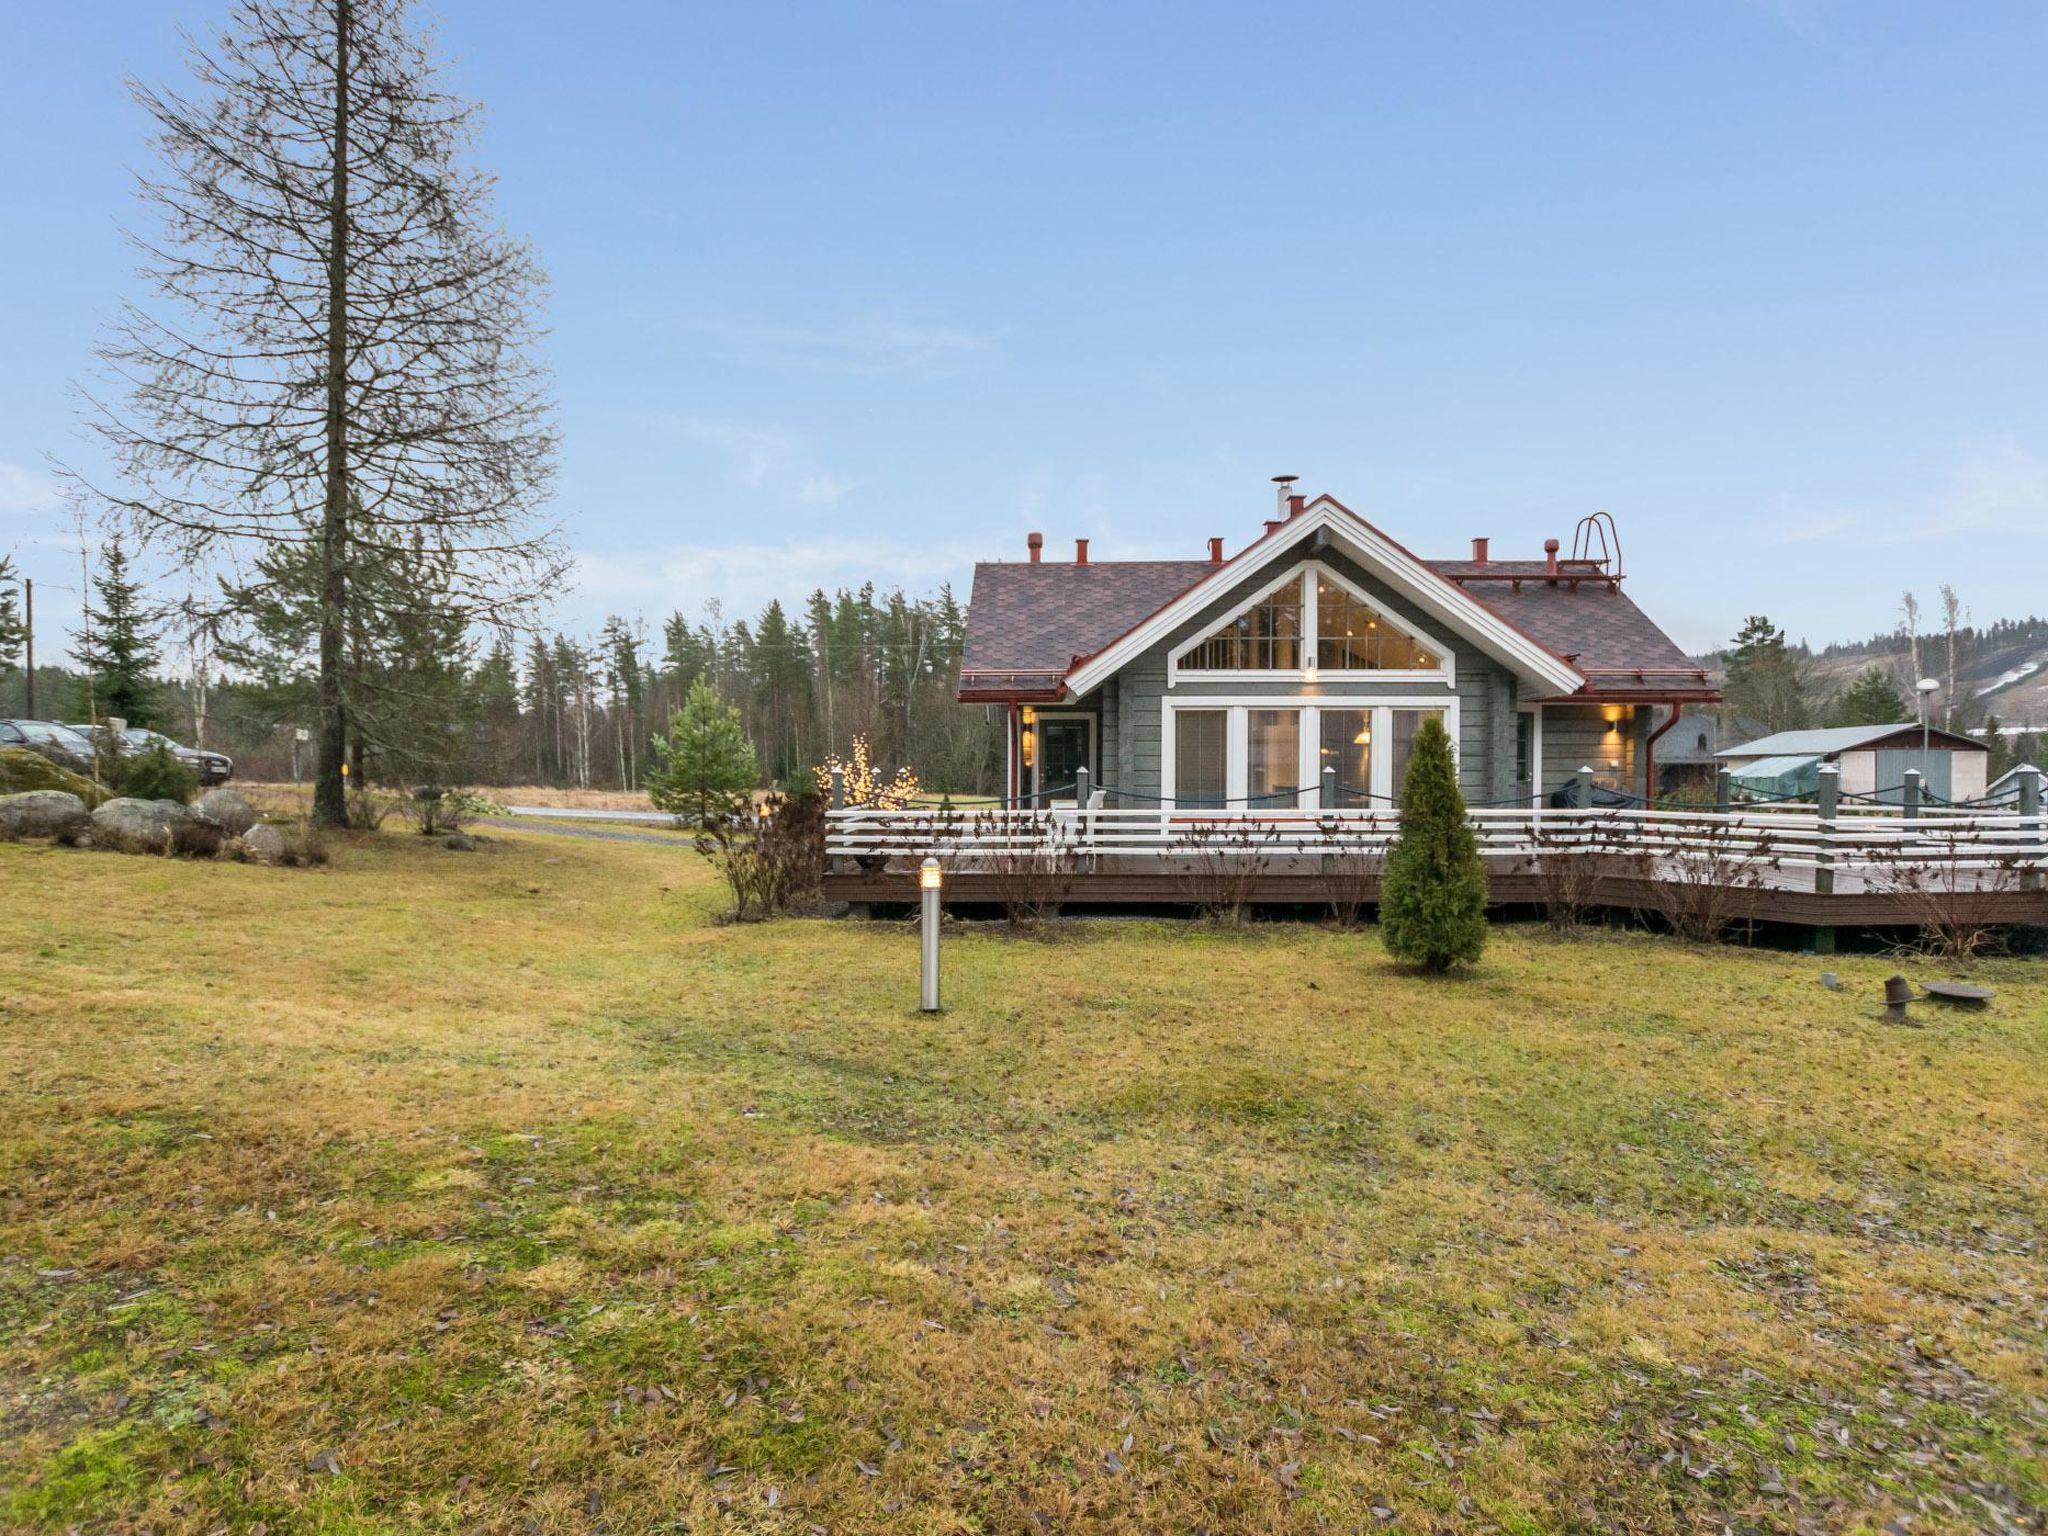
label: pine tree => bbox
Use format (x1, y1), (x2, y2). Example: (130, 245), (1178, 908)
(72, 539), (163, 728)
(647, 679), (758, 827)
(1379, 716), (1488, 972)
(1831, 665), (1909, 727)
(0, 558), (25, 691)
(1722, 616), (1813, 732)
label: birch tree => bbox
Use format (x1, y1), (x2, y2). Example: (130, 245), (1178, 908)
(76, 0), (560, 823)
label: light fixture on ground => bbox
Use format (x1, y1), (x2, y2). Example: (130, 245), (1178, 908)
(919, 857), (943, 1013)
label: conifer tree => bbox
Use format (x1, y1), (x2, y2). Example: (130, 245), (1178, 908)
(72, 539), (163, 728)
(647, 679), (758, 827)
(1379, 716), (1488, 972)
(1830, 665), (1910, 727)
(0, 558), (25, 692)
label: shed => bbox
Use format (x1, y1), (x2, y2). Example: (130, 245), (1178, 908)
(1717, 723), (1989, 805)
(1728, 752), (1822, 800)
(1984, 762), (2044, 808)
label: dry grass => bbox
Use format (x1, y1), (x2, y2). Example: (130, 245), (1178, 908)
(1, 832), (2044, 1534)
(234, 781), (660, 815)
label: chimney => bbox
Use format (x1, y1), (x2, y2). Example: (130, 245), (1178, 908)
(1027, 531), (1043, 563)
(1263, 519), (1282, 537)
(1074, 538), (1089, 565)
(1271, 473), (1298, 519)
(1207, 536), (1224, 563)
(1287, 494), (1306, 518)
(1543, 537), (1560, 578)
(1471, 536), (1489, 564)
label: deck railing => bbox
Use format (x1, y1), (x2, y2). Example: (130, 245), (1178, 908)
(826, 801), (2048, 891)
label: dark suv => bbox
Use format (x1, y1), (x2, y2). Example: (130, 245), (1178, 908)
(78, 725), (236, 787)
(0, 719), (98, 775)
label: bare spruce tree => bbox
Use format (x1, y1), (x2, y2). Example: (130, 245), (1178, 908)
(76, 0), (561, 823)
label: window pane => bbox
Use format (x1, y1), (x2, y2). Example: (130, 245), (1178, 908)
(1318, 709), (1373, 807)
(1248, 709), (1301, 806)
(1316, 575), (1439, 670)
(1389, 708), (1448, 802)
(1183, 577), (1303, 669)
(1174, 710), (1227, 809)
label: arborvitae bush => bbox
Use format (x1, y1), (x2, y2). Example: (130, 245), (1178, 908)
(1379, 715), (1489, 972)
(117, 743), (199, 804)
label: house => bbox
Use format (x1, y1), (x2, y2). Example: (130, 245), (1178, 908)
(957, 485), (1719, 810)
(1716, 723), (1990, 804)
(1984, 762), (2044, 809)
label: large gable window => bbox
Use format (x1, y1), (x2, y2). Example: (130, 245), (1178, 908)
(1176, 565), (1443, 676)
(1180, 584), (1302, 670)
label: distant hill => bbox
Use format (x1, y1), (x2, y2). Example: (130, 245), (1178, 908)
(1694, 616), (2048, 729)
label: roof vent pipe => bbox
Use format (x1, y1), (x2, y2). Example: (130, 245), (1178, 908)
(1543, 537), (1560, 578)
(1074, 538), (1089, 565)
(1471, 536), (1489, 564)
(1027, 531), (1043, 563)
(1207, 536), (1224, 563)
(1271, 474), (1298, 519)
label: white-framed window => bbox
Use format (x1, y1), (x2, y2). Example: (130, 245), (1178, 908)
(1160, 697), (1459, 809)
(1169, 560), (1453, 687)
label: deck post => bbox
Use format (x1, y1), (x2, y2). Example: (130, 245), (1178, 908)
(1715, 766), (1731, 813)
(1902, 767), (1920, 821)
(829, 765), (845, 810)
(1074, 766), (1092, 872)
(2021, 766), (2043, 892)
(1814, 764), (1839, 896)
(1575, 766), (1593, 850)
(1321, 764), (1337, 810)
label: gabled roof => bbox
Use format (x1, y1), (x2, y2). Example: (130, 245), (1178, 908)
(1989, 761), (2042, 791)
(958, 494), (1719, 705)
(1718, 723), (1987, 758)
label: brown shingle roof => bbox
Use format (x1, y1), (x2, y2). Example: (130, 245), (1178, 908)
(959, 554), (1712, 699)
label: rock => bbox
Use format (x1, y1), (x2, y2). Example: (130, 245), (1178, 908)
(444, 833), (477, 851)
(0, 790), (90, 841)
(91, 796), (189, 854)
(0, 746), (109, 808)
(240, 823), (287, 864)
(195, 788), (256, 836)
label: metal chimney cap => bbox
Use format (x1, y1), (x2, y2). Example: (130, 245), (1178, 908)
(1270, 473), (1299, 486)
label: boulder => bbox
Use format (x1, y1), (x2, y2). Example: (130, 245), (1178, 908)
(0, 746), (109, 808)
(195, 789), (255, 836)
(91, 796), (189, 854)
(0, 790), (90, 841)
(241, 823), (286, 864)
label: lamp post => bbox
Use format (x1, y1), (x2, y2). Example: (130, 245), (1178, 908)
(1915, 677), (1941, 781)
(918, 857), (943, 1013)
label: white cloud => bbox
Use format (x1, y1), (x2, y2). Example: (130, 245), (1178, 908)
(0, 460), (61, 517)
(567, 535), (980, 625)
(675, 314), (992, 379)
(1931, 434), (2048, 538)
(662, 416), (851, 507)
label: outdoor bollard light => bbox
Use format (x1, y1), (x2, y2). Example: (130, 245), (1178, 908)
(918, 857), (943, 1013)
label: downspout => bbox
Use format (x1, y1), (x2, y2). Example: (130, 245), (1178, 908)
(1007, 701), (1022, 802)
(1642, 702), (1684, 808)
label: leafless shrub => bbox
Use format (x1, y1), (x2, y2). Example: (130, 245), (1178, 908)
(394, 787), (501, 837)
(696, 792), (828, 922)
(1173, 819), (1278, 925)
(1642, 816), (1775, 943)
(1526, 819), (1644, 933)
(1323, 820), (1383, 929)
(973, 806), (1076, 932)
(347, 789), (395, 831)
(168, 819), (227, 860)
(276, 820), (331, 867)
(1866, 829), (2029, 965)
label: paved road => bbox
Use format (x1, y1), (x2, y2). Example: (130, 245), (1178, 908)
(502, 804), (674, 824)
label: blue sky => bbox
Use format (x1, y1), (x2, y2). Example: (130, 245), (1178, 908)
(3, 0), (2045, 663)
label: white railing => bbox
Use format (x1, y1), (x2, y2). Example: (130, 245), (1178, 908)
(826, 802), (2048, 885)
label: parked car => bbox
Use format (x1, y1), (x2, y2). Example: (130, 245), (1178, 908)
(71, 724), (236, 786)
(0, 719), (99, 775)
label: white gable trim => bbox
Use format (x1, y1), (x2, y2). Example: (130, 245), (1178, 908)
(1065, 497), (1584, 699)
(1165, 558), (1456, 688)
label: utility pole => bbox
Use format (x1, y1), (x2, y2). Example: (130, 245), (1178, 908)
(21, 577), (32, 718)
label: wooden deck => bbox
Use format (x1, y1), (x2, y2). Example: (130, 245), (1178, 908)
(823, 801), (2048, 930)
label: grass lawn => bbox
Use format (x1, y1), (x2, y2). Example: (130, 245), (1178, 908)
(1, 831), (2043, 1534)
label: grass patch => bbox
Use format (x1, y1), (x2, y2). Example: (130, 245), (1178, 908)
(1, 830), (2044, 1532)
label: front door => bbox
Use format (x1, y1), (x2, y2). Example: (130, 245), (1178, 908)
(1035, 715), (1094, 805)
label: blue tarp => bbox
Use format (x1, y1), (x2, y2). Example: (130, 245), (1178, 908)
(1729, 753), (1822, 799)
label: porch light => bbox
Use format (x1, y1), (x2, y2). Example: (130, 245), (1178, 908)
(1353, 725), (1371, 746)
(919, 858), (943, 1013)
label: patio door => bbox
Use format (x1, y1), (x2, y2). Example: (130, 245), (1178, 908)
(1034, 714), (1095, 805)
